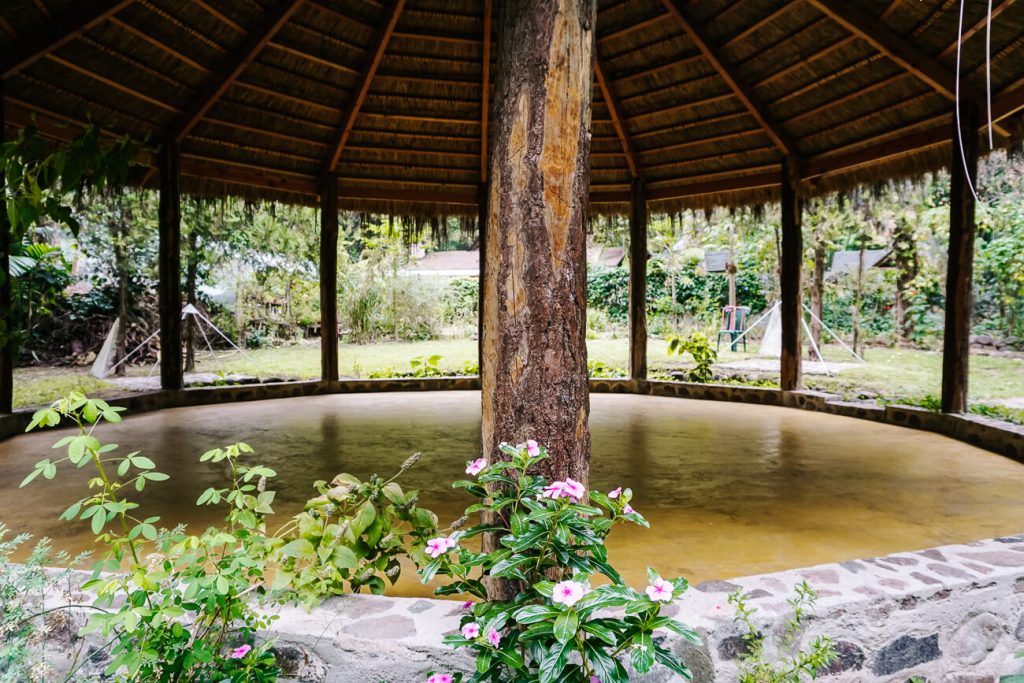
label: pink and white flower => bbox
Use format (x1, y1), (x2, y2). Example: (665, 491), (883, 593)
(551, 580), (587, 607)
(562, 477), (585, 501)
(465, 458), (486, 476)
(541, 481), (565, 499)
(461, 622), (481, 639)
(229, 644), (251, 659)
(607, 487), (622, 499)
(486, 627), (502, 647)
(623, 504), (636, 515)
(525, 439), (540, 457)
(427, 675), (453, 683)
(426, 536), (457, 559)
(646, 577), (674, 602)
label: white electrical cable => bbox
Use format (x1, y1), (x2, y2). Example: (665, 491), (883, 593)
(955, 0), (979, 200)
(986, 0), (994, 149)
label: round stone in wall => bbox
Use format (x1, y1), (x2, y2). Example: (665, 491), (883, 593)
(950, 612), (1003, 665)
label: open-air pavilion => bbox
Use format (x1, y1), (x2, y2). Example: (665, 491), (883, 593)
(4, 2), (1024, 679)
(2, 1), (1023, 425)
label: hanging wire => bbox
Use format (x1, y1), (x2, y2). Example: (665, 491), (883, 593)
(955, 0), (979, 200)
(985, 0), (995, 149)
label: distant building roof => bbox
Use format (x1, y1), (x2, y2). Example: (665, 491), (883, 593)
(828, 249), (894, 276)
(402, 249), (480, 277)
(587, 246), (625, 268)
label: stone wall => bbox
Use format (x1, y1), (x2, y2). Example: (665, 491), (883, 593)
(30, 534), (1024, 681)
(78, 535), (1017, 682)
(231, 536), (1024, 681)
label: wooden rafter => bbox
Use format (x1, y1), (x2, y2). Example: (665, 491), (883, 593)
(324, 0), (405, 175)
(594, 58), (640, 179)
(936, 0), (1017, 60)
(659, 0), (795, 157)
(165, 0), (305, 145)
(480, 0), (492, 182)
(805, 0), (989, 107)
(0, 0), (135, 78)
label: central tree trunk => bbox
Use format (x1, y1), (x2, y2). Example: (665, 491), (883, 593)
(481, 0), (595, 580)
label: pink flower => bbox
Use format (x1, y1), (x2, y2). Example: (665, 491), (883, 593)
(443, 536), (459, 550)
(608, 487), (622, 499)
(526, 439), (540, 457)
(486, 627), (501, 647)
(462, 622), (481, 639)
(562, 477), (585, 501)
(541, 481), (565, 499)
(465, 458), (486, 476)
(426, 537), (457, 558)
(551, 580), (587, 607)
(461, 600), (474, 610)
(646, 577), (673, 602)
(427, 675), (453, 683)
(591, 678), (602, 683)
(229, 644), (251, 659)
(623, 504), (636, 515)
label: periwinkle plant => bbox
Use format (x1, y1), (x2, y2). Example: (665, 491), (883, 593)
(422, 441), (699, 683)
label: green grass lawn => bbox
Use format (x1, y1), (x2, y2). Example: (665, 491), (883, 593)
(13, 338), (1024, 417)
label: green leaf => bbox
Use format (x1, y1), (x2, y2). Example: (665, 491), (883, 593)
(332, 546), (359, 570)
(131, 456), (156, 470)
(630, 632), (655, 674)
(513, 604), (560, 624)
(279, 538), (316, 559)
(90, 510), (105, 535)
(553, 611), (578, 644)
(350, 500), (377, 538)
(654, 648), (693, 680)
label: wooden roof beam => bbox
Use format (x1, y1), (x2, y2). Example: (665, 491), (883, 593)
(324, 0), (405, 175)
(165, 0), (305, 145)
(805, 0), (1009, 136)
(1, 0), (135, 78)
(594, 58), (640, 179)
(936, 0), (1017, 60)
(659, 0), (796, 158)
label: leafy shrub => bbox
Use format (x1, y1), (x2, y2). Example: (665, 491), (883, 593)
(18, 394), (442, 681)
(410, 354), (444, 377)
(587, 360), (624, 378)
(278, 455), (438, 603)
(0, 525), (90, 682)
(728, 581), (837, 682)
(666, 331), (717, 383)
(422, 442), (698, 682)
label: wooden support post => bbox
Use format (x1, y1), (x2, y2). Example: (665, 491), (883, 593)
(779, 158), (803, 391)
(477, 182), (488, 373)
(0, 83), (12, 413)
(482, 0), (595, 489)
(628, 178), (648, 380)
(158, 140), (183, 391)
(319, 175), (340, 382)
(941, 101), (979, 413)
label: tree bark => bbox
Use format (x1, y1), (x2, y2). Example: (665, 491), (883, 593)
(628, 178), (647, 381)
(158, 140), (183, 391)
(809, 244), (825, 361)
(114, 202), (131, 377)
(481, 0), (595, 600)
(184, 223), (198, 372)
(0, 83), (12, 413)
(779, 159), (803, 391)
(941, 101), (978, 414)
(320, 175), (339, 382)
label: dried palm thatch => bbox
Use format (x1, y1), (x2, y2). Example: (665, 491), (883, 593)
(1, 0), (1023, 218)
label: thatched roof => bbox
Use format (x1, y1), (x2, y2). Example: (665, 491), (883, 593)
(2, 0), (1023, 216)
